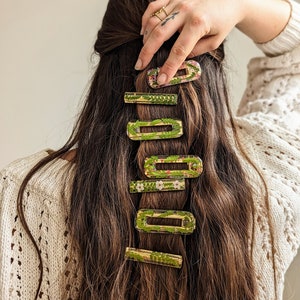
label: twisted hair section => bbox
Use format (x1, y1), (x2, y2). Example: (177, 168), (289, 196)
(122, 44), (256, 299)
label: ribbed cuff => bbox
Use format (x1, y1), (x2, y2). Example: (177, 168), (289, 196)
(256, 0), (300, 56)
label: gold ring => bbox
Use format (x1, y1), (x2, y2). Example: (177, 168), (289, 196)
(151, 7), (168, 21)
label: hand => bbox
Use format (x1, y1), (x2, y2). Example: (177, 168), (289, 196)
(135, 0), (245, 85)
(135, 0), (291, 86)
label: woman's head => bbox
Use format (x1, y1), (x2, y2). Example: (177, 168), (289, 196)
(66, 0), (257, 298)
(19, 0), (257, 299)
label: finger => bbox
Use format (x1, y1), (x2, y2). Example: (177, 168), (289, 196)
(141, 0), (170, 35)
(135, 9), (185, 70)
(157, 15), (211, 85)
(143, 4), (176, 43)
(143, 14), (165, 44)
(187, 35), (224, 58)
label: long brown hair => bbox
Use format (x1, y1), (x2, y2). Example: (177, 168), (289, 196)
(18, 0), (259, 298)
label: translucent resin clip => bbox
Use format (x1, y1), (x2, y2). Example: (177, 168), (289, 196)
(147, 60), (201, 89)
(127, 118), (183, 141)
(144, 155), (203, 179)
(130, 179), (185, 193)
(136, 209), (196, 234)
(124, 92), (178, 105)
(125, 247), (182, 268)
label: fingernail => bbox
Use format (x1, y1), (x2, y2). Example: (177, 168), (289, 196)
(135, 58), (142, 70)
(157, 73), (167, 85)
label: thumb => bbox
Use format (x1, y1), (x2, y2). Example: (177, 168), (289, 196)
(188, 35), (223, 58)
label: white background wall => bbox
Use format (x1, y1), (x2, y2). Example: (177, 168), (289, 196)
(0, 0), (299, 298)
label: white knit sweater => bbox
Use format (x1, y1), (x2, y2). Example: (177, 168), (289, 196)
(1, 1), (300, 299)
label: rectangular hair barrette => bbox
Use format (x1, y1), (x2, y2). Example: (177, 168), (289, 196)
(129, 179), (185, 193)
(127, 118), (183, 141)
(125, 247), (183, 268)
(124, 92), (178, 105)
(135, 209), (196, 235)
(147, 60), (201, 89)
(144, 155), (203, 179)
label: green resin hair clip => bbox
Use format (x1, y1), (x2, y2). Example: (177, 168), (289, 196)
(124, 92), (178, 105)
(125, 247), (182, 269)
(127, 118), (183, 141)
(135, 209), (196, 234)
(147, 60), (201, 89)
(144, 155), (203, 179)
(129, 179), (185, 193)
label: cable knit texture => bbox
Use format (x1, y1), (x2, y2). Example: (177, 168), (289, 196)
(1, 1), (300, 299)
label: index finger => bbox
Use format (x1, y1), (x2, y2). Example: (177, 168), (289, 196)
(155, 16), (209, 85)
(135, 9), (184, 71)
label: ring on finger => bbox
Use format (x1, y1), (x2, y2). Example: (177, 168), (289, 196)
(151, 6), (168, 21)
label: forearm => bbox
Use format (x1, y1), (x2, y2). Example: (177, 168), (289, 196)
(237, 0), (291, 43)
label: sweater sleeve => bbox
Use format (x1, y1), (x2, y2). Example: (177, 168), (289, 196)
(235, 3), (300, 297)
(0, 152), (80, 299)
(0, 169), (40, 299)
(237, 0), (300, 137)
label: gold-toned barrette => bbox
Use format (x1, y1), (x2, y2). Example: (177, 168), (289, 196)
(147, 60), (201, 89)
